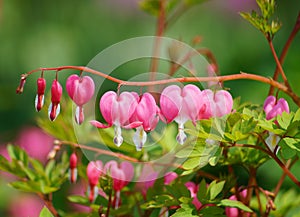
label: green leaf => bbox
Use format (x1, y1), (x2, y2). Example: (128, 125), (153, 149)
(277, 112), (293, 129)
(200, 206), (225, 216)
(209, 180), (225, 200)
(283, 138), (300, 151)
(39, 206), (54, 217)
(171, 203), (198, 217)
(197, 179), (207, 202)
(219, 199), (253, 212)
(68, 195), (90, 206)
(182, 157), (200, 170)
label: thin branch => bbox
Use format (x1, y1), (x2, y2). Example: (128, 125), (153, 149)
(269, 12), (300, 95)
(22, 66), (300, 106)
(37, 193), (60, 217)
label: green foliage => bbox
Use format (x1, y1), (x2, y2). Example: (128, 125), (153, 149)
(171, 203), (198, 217)
(0, 145), (68, 194)
(240, 0), (281, 39)
(39, 206), (54, 217)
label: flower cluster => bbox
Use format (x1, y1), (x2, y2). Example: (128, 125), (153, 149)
(26, 74), (234, 150)
(91, 84), (233, 150)
(31, 74), (95, 124)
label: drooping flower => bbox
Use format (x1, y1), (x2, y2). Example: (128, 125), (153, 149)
(263, 96), (289, 120)
(48, 79), (62, 121)
(263, 96), (289, 152)
(66, 74), (95, 125)
(135, 164), (159, 198)
(35, 77), (46, 111)
(198, 89), (233, 119)
(104, 160), (134, 209)
(160, 84), (202, 144)
(69, 152), (78, 183)
(90, 91), (142, 147)
(130, 92), (160, 151)
(185, 181), (202, 209)
(87, 161), (103, 203)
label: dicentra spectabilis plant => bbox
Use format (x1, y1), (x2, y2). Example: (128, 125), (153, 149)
(2, 0), (300, 217)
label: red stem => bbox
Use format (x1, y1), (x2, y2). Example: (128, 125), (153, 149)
(23, 66), (300, 106)
(269, 12), (300, 95)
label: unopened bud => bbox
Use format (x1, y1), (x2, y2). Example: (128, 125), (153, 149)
(16, 75), (27, 94)
(35, 77), (46, 111)
(69, 152), (78, 183)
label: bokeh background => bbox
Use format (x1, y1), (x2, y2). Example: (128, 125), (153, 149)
(0, 0), (299, 216)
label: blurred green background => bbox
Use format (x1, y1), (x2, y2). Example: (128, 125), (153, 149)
(0, 0), (300, 215)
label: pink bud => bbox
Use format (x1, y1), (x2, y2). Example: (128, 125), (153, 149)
(35, 77), (46, 111)
(263, 96), (289, 120)
(66, 75), (95, 124)
(69, 152), (78, 183)
(16, 75), (26, 94)
(48, 80), (62, 121)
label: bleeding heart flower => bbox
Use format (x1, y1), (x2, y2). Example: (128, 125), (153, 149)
(263, 96), (289, 120)
(87, 161), (103, 203)
(263, 96), (289, 152)
(104, 160), (134, 209)
(35, 77), (46, 111)
(48, 79), (62, 121)
(90, 91), (142, 147)
(198, 89), (233, 119)
(69, 152), (78, 183)
(130, 92), (160, 151)
(185, 181), (202, 209)
(160, 84), (202, 144)
(66, 74), (95, 125)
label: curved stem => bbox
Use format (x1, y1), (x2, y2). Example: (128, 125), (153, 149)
(269, 12), (300, 95)
(22, 66), (300, 106)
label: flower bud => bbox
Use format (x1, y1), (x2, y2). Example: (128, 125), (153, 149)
(69, 152), (78, 183)
(16, 75), (27, 94)
(35, 77), (46, 111)
(48, 80), (62, 121)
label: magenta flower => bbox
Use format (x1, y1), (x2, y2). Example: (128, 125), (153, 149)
(16, 75), (26, 94)
(90, 91), (142, 147)
(48, 79), (62, 121)
(185, 181), (202, 209)
(263, 96), (289, 152)
(198, 89), (233, 119)
(160, 84), (202, 144)
(35, 77), (46, 111)
(164, 172), (178, 185)
(69, 152), (78, 183)
(87, 161), (103, 203)
(104, 160), (134, 209)
(263, 96), (289, 120)
(66, 74), (95, 125)
(130, 92), (160, 151)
